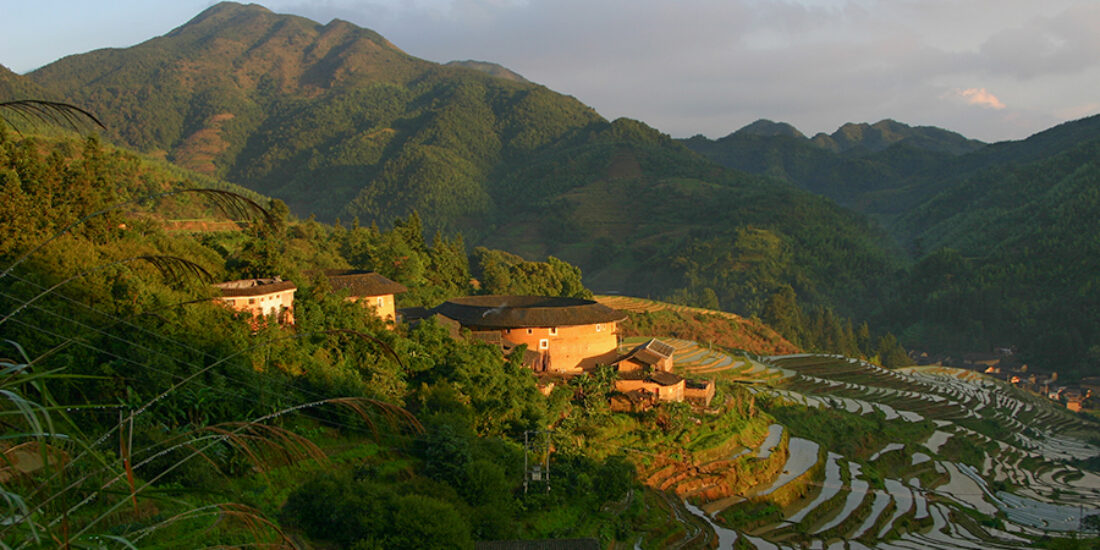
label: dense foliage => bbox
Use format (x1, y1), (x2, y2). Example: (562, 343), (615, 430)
(13, 2), (909, 363)
(15, 1), (1100, 377)
(0, 127), (656, 547)
(686, 114), (1100, 377)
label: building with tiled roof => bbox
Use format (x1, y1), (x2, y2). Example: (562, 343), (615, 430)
(615, 370), (685, 402)
(319, 270), (407, 324)
(213, 277), (296, 325)
(614, 338), (675, 373)
(430, 295), (627, 374)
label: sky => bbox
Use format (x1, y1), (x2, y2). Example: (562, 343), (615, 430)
(2, 0), (1099, 142)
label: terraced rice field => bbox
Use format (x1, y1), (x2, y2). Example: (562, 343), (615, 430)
(621, 336), (792, 382)
(598, 294), (751, 321)
(671, 354), (1100, 548)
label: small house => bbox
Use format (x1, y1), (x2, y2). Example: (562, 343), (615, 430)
(614, 338), (675, 373)
(320, 270), (407, 324)
(213, 277), (296, 326)
(615, 370), (685, 402)
(684, 378), (716, 406)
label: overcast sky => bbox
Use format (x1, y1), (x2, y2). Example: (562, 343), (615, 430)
(3, 0), (1099, 142)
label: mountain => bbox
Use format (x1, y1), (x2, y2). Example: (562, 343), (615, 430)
(25, 2), (615, 236)
(681, 123), (958, 214)
(684, 111), (1100, 375)
(811, 119), (985, 156)
(876, 115), (1100, 370)
(19, 1), (902, 325)
(732, 119), (805, 139)
(444, 60), (529, 82)
(0, 64), (54, 100)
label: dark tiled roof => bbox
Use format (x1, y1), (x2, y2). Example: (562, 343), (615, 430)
(214, 278), (296, 297)
(648, 371), (684, 386)
(431, 295), (626, 328)
(320, 270), (407, 297)
(397, 306), (431, 321)
(616, 370), (684, 386)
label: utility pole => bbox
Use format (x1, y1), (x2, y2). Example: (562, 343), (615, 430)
(523, 429), (551, 494)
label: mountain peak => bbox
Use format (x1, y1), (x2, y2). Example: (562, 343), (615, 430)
(732, 119), (806, 139)
(169, 2), (274, 34)
(812, 119), (984, 155)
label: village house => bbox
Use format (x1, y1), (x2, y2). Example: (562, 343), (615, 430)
(429, 295), (627, 374)
(213, 277), (296, 326)
(684, 379), (717, 406)
(616, 370), (685, 402)
(610, 338), (716, 406)
(318, 269), (407, 325)
(614, 338), (675, 373)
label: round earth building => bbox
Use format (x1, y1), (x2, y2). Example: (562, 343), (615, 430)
(432, 295), (627, 375)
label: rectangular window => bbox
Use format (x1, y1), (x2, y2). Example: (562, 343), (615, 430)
(527, 328), (533, 335)
(248, 298), (256, 305)
(596, 324), (602, 332)
(377, 296), (385, 308)
(539, 339), (549, 350)
(549, 327), (558, 335)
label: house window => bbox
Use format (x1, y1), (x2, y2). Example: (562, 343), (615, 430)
(539, 339), (549, 350)
(527, 328), (533, 335)
(596, 324), (602, 332)
(377, 296), (385, 308)
(549, 327), (558, 335)
(248, 298), (256, 305)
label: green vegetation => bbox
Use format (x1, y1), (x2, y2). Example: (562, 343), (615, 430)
(766, 403), (934, 461)
(0, 125), (672, 547)
(687, 111), (1100, 376)
(12, 2), (913, 363)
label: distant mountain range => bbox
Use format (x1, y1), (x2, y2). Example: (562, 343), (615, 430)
(728, 118), (985, 155)
(4, 1), (1100, 375)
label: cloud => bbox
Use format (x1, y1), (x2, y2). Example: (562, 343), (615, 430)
(950, 88), (1008, 110)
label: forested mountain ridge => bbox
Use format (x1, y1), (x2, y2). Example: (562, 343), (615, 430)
(878, 120), (1100, 371)
(15, 2), (1100, 375)
(811, 119), (985, 156)
(0, 64), (53, 101)
(24, 1), (604, 232)
(681, 118), (986, 213)
(13, 1), (904, 332)
(685, 112), (1100, 375)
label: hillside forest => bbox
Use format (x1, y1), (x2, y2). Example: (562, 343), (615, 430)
(7, 3), (1100, 379)
(3, 2), (1100, 548)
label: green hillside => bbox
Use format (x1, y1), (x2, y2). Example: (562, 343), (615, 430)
(681, 119), (984, 215)
(810, 119), (985, 156)
(19, 1), (1100, 375)
(687, 113), (1100, 376)
(25, 2), (602, 233)
(881, 122), (1100, 373)
(17, 2), (904, 332)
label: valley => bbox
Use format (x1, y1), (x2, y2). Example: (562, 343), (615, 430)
(3, 2), (1100, 548)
